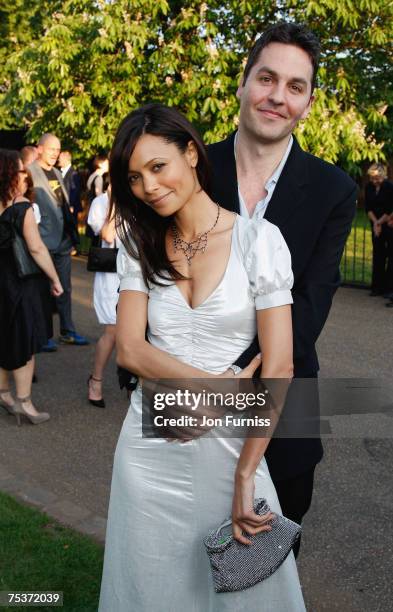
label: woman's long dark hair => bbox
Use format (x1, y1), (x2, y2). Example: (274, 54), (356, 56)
(109, 103), (211, 286)
(0, 149), (21, 205)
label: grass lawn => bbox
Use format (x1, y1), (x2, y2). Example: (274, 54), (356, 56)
(340, 208), (372, 286)
(0, 492), (103, 611)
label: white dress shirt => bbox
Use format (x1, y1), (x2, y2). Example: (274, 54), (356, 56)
(234, 134), (293, 221)
(60, 164), (71, 178)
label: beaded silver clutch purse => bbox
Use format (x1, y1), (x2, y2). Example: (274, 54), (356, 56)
(204, 498), (301, 593)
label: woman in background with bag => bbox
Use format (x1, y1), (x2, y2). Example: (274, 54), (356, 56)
(0, 149), (63, 425)
(87, 178), (119, 408)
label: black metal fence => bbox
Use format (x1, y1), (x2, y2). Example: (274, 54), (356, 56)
(340, 208), (371, 287)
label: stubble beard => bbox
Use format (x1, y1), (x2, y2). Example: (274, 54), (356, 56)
(243, 108), (295, 146)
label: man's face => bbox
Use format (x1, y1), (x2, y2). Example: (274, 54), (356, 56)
(58, 152), (71, 168)
(38, 137), (61, 169)
(237, 42), (314, 144)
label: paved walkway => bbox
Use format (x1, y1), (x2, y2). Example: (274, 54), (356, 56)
(1, 258), (392, 611)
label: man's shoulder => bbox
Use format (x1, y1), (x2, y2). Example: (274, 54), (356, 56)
(207, 134), (235, 159)
(302, 148), (357, 195)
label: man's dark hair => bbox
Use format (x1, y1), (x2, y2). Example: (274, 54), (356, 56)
(242, 22), (321, 91)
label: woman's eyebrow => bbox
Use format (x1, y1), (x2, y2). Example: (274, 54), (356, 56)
(128, 157), (167, 172)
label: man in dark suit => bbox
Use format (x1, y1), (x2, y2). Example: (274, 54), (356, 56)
(208, 22), (357, 555)
(58, 150), (82, 222)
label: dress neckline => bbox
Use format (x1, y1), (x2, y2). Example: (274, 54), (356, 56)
(173, 215), (239, 311)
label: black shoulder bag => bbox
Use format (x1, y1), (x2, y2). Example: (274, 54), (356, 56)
(12, 202), (41, 278)
(87, 241), (118, 273)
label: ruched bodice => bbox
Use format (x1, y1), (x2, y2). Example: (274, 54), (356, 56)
(118, 215), (293, 374)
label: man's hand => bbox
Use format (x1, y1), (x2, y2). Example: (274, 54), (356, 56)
(50, 278), (63, 297)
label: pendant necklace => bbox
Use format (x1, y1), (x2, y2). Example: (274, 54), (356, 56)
(172, 204), (220, 265)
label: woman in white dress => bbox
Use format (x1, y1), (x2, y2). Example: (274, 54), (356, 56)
(99, 104), (306, 611)
(87, 187), (120, 408)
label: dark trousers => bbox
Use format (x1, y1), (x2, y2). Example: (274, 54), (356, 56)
(51, 247), (75, 334)
(37, 275), (53, 340)
(371, 224), (393, 293)
(272, 466), (316, 558)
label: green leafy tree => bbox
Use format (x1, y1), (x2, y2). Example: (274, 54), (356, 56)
(0, 0), (392, 173)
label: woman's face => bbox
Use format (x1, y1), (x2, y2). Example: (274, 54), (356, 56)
(369, 172), (384, 188)
(128, 134), (198, 216)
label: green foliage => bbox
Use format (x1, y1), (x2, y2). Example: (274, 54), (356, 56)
(0, 0), (392, 171)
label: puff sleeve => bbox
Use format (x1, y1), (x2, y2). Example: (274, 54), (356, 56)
(117, 240), (149, 294)
(243, 219), (293, 310)
(87, 193), (109, 236)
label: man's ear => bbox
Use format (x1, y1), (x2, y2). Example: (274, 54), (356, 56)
(300, 93), (315, 120)
(186, 141), (198, 168)
(236, 73), (245, 100)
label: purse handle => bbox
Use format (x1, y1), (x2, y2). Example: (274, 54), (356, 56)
(215, 519), (232, 538)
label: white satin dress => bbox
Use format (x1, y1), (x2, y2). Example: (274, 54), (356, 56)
(99, 215), (306, 612)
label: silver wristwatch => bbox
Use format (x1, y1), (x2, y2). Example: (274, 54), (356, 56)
(228, 365), (242, 375)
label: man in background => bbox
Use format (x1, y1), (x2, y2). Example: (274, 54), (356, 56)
(58, 150), (82, 223)
(29, 133), (88, 349)
(21, 145), (38, 167)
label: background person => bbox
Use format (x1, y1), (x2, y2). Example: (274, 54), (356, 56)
(58, 150), (82, 222)
(0, 149), (63, 425)
(386, 207), (393, 307)
(86, 155), (109, 202)
(29, 133), (88, 348)
(86, 179), (119, 407)
(22, 167), (54, 344)
(85, 155), (110, 247)
(365, 163), (393, 297)
(20, 145), (38, 167)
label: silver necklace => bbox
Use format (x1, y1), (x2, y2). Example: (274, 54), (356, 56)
(172, 204), (220, 265)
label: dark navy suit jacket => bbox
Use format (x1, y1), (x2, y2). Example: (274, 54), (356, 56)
(208, 133), (357, 479)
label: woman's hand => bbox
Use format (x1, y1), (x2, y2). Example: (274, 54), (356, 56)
(373, 221), (382, 237)
(218, 354), (262, 379)
(50, 278), (63, 297)
(232, 473), (274, 545)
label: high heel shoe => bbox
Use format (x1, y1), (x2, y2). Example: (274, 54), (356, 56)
(13, 396), (50, 426)
(87, 375), (106, 408)
(0, 389), (15, 415)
